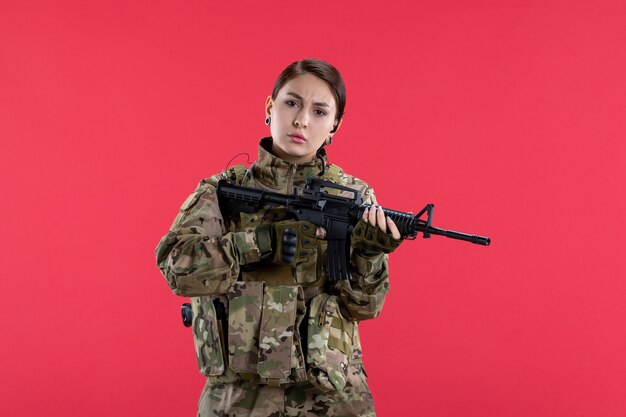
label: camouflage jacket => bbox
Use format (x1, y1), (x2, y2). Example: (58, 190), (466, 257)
(155, 137), (390, 321)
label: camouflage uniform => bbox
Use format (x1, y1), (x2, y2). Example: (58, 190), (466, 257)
(156, 138), (390, 417)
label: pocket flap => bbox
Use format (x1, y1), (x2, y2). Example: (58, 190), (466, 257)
(191, 296), (225, 377)
(257, 285), (299, 379)
(328, 315), (354, 355)
(228, 281), (264, 373)
(306, 294), (354, 391)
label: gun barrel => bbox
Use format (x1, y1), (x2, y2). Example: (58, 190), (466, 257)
(380, 206), (491, 246)
(428, 226), (491, 246)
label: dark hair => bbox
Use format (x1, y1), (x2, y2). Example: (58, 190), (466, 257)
(271, 58), (346, 133)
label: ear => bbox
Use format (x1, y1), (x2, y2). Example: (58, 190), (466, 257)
(330, 118), (343, 135)
(265, 95), (273, 116)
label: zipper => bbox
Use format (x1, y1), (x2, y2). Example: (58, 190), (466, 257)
(318, 294), (333, 327)
(288, 163), (297, 194)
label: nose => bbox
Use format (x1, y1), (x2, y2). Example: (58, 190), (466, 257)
(293, 109), (309, 128)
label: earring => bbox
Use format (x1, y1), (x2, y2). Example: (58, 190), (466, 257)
(326, 136), (333, 145)
(265, 116), (271, 125)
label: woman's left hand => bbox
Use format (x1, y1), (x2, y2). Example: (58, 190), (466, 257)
(363, 205), (402, 240)
(350, 205), (403, 256)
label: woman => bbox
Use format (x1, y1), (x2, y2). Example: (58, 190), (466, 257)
(156, 58), (403, 417)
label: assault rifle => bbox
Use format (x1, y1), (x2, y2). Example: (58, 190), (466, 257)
(216, 177), (490, 282)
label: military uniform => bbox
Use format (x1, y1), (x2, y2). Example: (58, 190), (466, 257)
(155, 137), (391, 417)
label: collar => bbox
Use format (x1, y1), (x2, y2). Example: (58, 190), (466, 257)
(249, 137), (328, 192)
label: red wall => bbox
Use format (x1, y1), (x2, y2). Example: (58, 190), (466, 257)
(1, 1), (625, 416)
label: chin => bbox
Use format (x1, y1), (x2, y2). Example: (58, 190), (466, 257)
(282, 143), (309, 155)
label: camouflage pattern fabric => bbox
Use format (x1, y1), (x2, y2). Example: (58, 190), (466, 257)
(196, 364), (375, 417)
(192, 295), (226, 377)
(351, 218), (403, 256)
(257, 285), (301, 381)
(228, 282), (264, 373)
(306, 294), (354, 392)
(155, 137), (390, 318)
(155, 137), (392, 416)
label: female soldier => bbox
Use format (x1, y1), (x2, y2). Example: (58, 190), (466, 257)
(156, 58), (403, 417)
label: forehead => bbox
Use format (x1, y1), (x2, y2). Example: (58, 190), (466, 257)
(277, 73), (336, 106)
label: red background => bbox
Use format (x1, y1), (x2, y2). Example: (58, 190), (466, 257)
(1, 1), (625, 416)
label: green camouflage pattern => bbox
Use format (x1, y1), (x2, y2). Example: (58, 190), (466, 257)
(335, 250), (390, 321)
(191, 296), (226, 377)
(228, 281), (264, 373)
(306, 294), (354, 392)
(155, 137), (390, 318)
(155, 137), (392, 414)
(290, 286), (308, 383)
(352, 218), (402, 255)
(245, 139), (336, 194)
(198, 284), (309, 387)
(257, 285), (301, 381)
(327, 313), (355, 361)
(155, 176), (261, 297)
(196, 363), (375, 417)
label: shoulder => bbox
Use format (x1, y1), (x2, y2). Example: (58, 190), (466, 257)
(325, 163), (377, 205)
(186, 171), (225, 202)
(175, 165), (238, 217)
(198, 163), (248, 188)
(193, 163), (248, 197)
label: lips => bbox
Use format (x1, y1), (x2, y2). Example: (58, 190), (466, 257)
(288, 133), (306, 144)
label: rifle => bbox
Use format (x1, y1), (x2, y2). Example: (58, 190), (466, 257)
(216, 177), (490, 282)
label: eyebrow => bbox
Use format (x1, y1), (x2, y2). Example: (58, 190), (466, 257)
(286, 92), (330, 108)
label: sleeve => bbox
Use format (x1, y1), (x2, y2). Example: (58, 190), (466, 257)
(154, 176), (264, 297)
(334, 186), (391, 321)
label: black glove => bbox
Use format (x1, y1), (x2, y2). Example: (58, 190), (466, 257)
(255, 220), (318, 267)
(351, 219), (403, 257)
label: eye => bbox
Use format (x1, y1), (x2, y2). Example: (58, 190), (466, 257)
(285, 100), (299, 107)
(314, 109), (327, 117)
